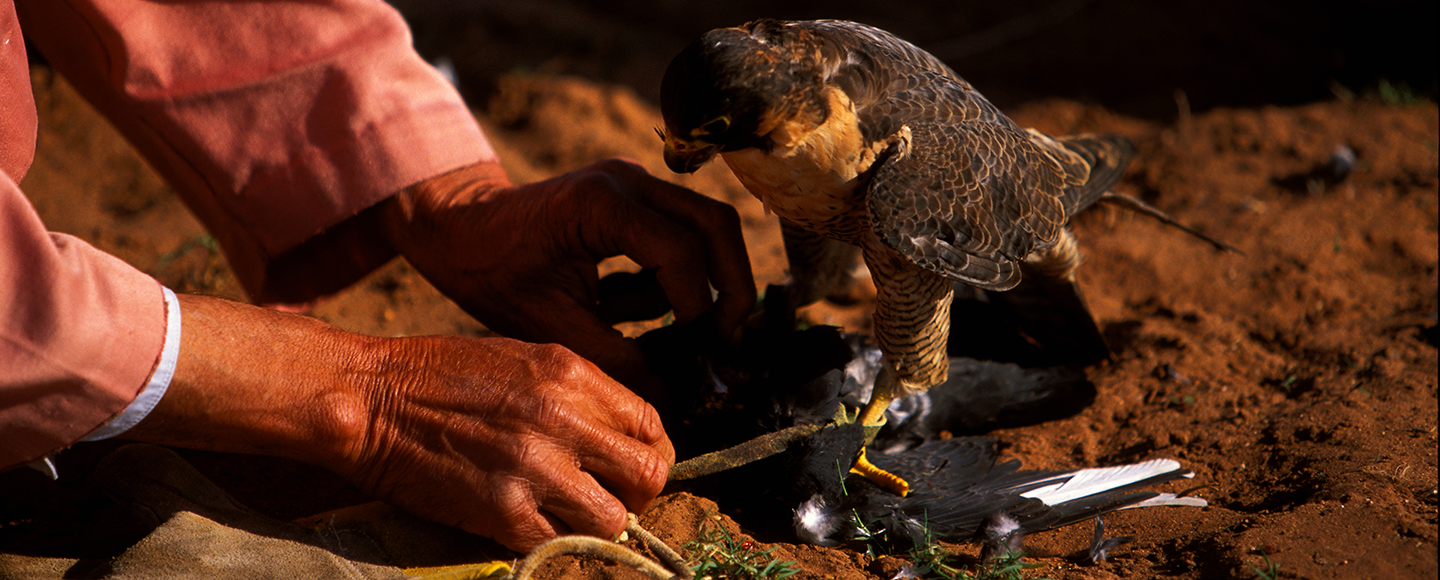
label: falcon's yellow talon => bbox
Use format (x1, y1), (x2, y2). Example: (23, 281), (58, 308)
(856, 393), (892, 429)
(849, 448), (910, 497)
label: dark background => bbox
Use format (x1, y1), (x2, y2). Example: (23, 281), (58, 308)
(388, 0), (1437, 120)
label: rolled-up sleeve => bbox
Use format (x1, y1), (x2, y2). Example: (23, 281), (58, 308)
(2, 0), (166, 470)
(15, 0), (496, 304)
(1, 170), (166, 469)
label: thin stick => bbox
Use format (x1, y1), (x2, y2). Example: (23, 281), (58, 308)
(667, 422), (823, 481)
(1097, 192), (1243, 254)
(627, 513), (693, 579)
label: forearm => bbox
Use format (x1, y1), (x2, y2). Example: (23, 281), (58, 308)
(16, 0), (494, 303)
(379, 161), (513, 253)
(123, 294), (376, 470)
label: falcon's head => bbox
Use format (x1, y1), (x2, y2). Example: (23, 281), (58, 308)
(659, 20), (833, 173)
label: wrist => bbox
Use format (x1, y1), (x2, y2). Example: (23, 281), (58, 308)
(380, 161), (513, 257)
(80, 287), (184, 442)
(122, 294), (385, 471)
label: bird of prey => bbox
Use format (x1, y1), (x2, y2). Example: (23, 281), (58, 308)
(658, 19), (1141, 488)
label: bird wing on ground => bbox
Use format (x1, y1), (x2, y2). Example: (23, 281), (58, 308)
(867, 439), (1057, 537)
(868, 440), (1200, 541)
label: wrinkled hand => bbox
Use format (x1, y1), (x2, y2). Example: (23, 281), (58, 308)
(381, 160), (755, 395)
(342, 334), (673, 552)
(128, 294), (672, 554)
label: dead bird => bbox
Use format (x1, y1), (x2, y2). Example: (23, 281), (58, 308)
(789, 423), (1205, 554)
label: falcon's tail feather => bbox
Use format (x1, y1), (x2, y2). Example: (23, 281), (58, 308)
(1054, 134), (1135, 216)
(1097, 192), (1244, 254)
(1050, 134), (1242, 254)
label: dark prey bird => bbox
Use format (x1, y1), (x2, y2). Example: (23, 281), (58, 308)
(787, 423), (1206, 555)
(658, 19), (1144, 468)
(642, 319), (1204, 556)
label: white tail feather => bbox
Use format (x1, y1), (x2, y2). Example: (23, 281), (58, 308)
(1122, 493), (1208, 509)
(1019, 459), (1188, 505)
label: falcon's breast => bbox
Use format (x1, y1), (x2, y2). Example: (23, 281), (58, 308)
(719, 85), (897, 242)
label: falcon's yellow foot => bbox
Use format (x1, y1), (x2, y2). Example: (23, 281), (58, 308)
(850, 447), (910, 497)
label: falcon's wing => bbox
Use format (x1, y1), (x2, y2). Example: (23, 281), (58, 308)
(785, 20), (1126, 291)
(864, 93), (1075, 291)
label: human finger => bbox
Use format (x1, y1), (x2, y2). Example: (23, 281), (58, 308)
(567, 404), (673, 511)
(573, 171), (719, 326)
(465, 475), (560, 552)
(524, 446), (631, 541)
(597, 160), (756, 341)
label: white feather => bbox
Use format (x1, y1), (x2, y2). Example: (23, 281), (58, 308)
(1019, 459), (1190, 505)
(985, 512), (1022, 538)
(891, 563), (924, 579)
(1122, 493), (1209, 509)
(793, 494), (844, 547)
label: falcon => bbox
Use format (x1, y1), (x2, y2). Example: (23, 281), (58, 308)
(658, 19), (1136, 484)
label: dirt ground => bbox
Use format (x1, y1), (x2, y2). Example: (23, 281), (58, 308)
(17, 2), (1438, 579)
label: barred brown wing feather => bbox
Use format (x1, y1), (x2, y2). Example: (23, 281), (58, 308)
(865, 115), (1073, 291)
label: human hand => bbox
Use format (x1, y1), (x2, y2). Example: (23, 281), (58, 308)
(127, 294), (672, 553)
(340, 334), (674, 551)
(381, 160), (755, 397)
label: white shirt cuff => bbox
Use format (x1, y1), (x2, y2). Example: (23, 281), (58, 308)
(79, 286), (182, 442)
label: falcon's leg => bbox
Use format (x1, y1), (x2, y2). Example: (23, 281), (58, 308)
(1022, 226), (1082, 282)
(779, 219), (863, 310)
(838, 243), (951, 497)
(856, 241), (955, 428)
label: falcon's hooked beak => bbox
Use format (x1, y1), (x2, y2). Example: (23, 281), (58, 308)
(658, 129), (720, 174)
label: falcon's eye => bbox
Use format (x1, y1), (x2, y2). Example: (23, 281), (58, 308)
(692, 116), (731, 138)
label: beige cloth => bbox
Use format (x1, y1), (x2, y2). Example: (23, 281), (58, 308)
(0, 444), (511, 579)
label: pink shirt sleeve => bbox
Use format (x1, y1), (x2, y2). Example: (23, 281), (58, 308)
(1, 170), (166, 469)
(2, 0), (165, 470)
(14, 0), (497, 304)
(2, 0), (496, 467)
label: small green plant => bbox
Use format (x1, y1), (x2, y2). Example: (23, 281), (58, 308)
(1247, 549), (1281, 580)
(1375, 79), (1425, 106)
(974, 551), (1047, 580)
(684, 514), (799, 580)
(844, 509), (1044, 580)
(904, 533), (1045, 580)
(152, 233), (218, 272)
(907, 535), (970, 579)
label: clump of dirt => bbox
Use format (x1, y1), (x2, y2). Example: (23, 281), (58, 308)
(20, 28), (1437, 580)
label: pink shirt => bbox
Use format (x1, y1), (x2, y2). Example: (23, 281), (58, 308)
(2, 0), (495, 469)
